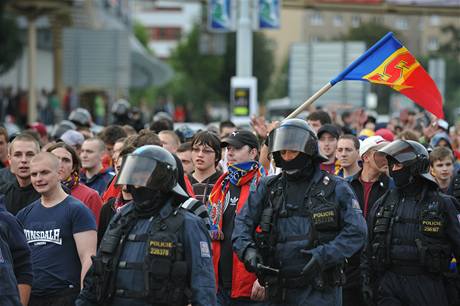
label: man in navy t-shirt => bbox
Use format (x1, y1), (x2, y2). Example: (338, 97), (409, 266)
(17, 152), (97, 306)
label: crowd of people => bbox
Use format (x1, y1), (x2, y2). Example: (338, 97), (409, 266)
(0, 103), (459, 306)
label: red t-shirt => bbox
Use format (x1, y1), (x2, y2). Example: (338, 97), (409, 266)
(72, 183), (103, 226)
(361, 179), (374, 217)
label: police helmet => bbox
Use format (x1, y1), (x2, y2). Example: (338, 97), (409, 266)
(175, 125), (195, 143)
(116, 145), (188, 197)
(376, 139), (434, 182)
(51, 120), (77, 140)
(69, 108), (92, 127)
(268, 119), (324, 157)
(112, 99), (130, 117)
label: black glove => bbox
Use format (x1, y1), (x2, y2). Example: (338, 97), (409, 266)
(243, 247), (262, 273)
(362, 274), (374, 306)
(300, 250), (321, 276)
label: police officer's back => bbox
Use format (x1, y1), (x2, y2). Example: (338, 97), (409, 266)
(233, 119), (367, 306)
(0, 200), (33, 306)
(76, 145), (216, 306)
(362, 140), (460, 306)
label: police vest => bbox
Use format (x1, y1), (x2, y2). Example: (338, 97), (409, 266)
(370, 187), (452, 274)
(267, 171), (340, 244)
(256, 172), (342, 273)
(93, 204), (191, 306)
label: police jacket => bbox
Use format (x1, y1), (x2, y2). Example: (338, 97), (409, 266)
(362, 180), (460, 277)
(76, 199), (216, 306)
(233, 166), (367, 279)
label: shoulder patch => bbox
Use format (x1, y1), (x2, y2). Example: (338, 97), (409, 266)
(200, 241), (211, 258)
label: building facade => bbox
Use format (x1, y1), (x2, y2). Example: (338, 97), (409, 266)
(131, 0), (202, 59)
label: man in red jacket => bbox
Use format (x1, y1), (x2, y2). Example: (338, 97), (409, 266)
(208, 130), (267, 305)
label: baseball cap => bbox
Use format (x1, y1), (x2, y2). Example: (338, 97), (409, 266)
(60, 130), (84, 147)
(27, 122), (47, 138)
(317, 124), (340, 140)
(437, 119), (448, 131)
(221, 130), (259, 150)
(359, 135), (389, 157)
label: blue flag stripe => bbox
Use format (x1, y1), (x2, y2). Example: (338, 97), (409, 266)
(330, 32), (403, 85)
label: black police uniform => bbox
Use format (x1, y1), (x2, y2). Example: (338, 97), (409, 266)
(362, 140), (460, 306)
(233, 119), (367, 306)
(76, 145), (216, 306)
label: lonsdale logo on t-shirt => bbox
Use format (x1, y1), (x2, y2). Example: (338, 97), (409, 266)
(23, 229), (62, 245)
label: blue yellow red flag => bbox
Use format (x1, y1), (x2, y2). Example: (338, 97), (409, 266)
(331, 32), (444, 119)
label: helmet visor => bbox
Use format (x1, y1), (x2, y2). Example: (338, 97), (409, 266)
(116, 155), (159, 187)
(377, 141), (416, 166)
(268, 126), (316, 155)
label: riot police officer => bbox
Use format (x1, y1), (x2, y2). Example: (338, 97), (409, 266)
(362, 140), (460, 306)
(232, 119), (367, 306)
(76, 145), (216, 306)
(111, 99), (132, 126)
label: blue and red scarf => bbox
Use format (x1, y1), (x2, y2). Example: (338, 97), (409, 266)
(208, 161), (265, 240)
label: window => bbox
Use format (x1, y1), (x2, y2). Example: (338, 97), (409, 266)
(351, 16), (361, 28)
(333, 15), (343, 27)
(428, 37), (439, 51)
(430, 15), (440, 26)
(310, 11), (323, 26)
(150, 27), (182, 40)
(395, 18), (408, 30)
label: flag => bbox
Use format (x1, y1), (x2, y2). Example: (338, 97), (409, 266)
(331, 32), (444, 119)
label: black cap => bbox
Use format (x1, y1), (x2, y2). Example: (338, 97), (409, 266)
(221, 130), (259, 150)
(317, 124), (340, 140)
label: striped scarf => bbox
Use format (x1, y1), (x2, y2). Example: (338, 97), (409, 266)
(208, 161), (265, 240)
(63, 171), (80, 191)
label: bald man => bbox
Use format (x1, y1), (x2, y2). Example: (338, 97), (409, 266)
(16, 152), (97, 306)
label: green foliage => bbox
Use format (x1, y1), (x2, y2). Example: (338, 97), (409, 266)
(133, 20), (153, 54)
(159, 24), (275, 121)
(0, 6), (23, 74)
(430, 25), (460, 123)
(266, 55), (288, 99)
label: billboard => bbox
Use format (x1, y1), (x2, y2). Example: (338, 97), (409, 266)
(259, 0), (280, 29)
(208, 0), (235, 32)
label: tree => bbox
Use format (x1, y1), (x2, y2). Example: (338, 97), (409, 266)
(0, 2), (23, 74)
(163, 24), (275, 121)
(217, 31), (275, 103)
(433, 25), (460, 123)
(266, 55), (289, 99)
(133, 20), (153, 54)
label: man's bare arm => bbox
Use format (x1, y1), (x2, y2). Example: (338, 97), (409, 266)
(74, 230), (97, 289)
